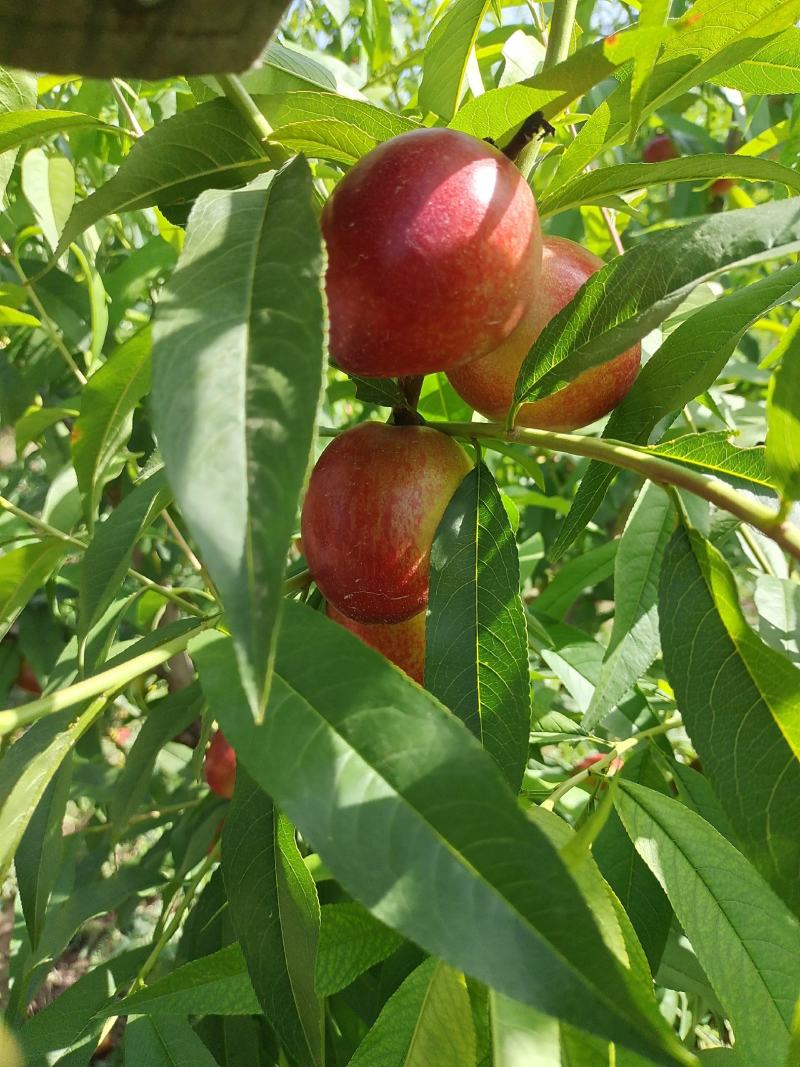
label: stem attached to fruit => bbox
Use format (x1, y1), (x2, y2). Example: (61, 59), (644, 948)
(429, 421), (800, 561)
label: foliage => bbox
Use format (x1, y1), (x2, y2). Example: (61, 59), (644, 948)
(0, 0), (799, 1064)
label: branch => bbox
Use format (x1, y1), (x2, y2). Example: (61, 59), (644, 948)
(428, 421), (800, 562)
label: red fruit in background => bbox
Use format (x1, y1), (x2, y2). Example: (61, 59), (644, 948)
(15, 658), (41, 695)
(322, 128), (543, 377)
(301, 422), (472, 624)
(711, 177), (735, 195)
(326, 603), (425, 684)
(642, 134), (678, 164)
(204, 731), (236, 799)
(447, 236), (641, 430)
(575, 752), (624, 779)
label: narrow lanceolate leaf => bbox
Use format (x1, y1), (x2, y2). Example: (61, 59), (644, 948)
(152, 159), (324, 719)
(315, 903), (404, 997)
(643, 433), (773, 494)
(551, 257), (800, 558)
(112, 944), (259, 1017)
(0, 705), (101, 881)
(20, 148), (75, 254)
(659, 521), (800, 914)
(426, 463), (530, 790)
(71, 328), (152, 525)
(110, 684), (204, 839)
(513, 199), (800, 412)
(193, 610), (693, 1066)
(538, 154), (800, 218)
(616, 782), (800, 1067)
(419, 0), (491, 120)
(449, 39), (616, 140)
(79, 469), (172, 641)
(0, 540), (68, 641)
(0, 109), (114, 155)
(0, 69), (36, 201)
(550, 0), (800, 186)
(626, 0), (671, 138)
(123, 1016), (219, 1067)
(767, 311), (800, 500)
(349, 958), (477, 1067)
(223, 769), (324, 1067)
(15, 754), (72, 948)
(712, 26), (800, 93)
(257, 91), (418, 142)
(584, 485), (673, 730)
(56, 99), (277, 254)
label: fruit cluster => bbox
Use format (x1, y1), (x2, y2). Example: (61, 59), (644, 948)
(206, 126), (643, 795)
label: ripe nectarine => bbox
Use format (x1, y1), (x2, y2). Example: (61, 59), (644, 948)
(326, 603), (425, 684)
(204, 731), (236, 799)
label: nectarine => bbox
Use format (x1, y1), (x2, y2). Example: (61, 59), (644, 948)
(642, 134), (678, 164)
(326, 603), (425, 684)
(301, 422), (471, 624)
(204, 731), (236, 799)
(322, 128), (542, 377)
(447, 236), (641, 431)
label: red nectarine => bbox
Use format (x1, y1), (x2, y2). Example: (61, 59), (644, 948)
(301, 422), (471, 624)
(326, 603), (425, 684)
(204, 731), (236, 799)
(322, 128), (542, 377)
(642, 134), (678, 164)
(446, 236), (641, 430)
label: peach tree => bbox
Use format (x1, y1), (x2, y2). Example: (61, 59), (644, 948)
(0, 0), (798, 1063)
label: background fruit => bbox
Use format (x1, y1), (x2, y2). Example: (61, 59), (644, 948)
(204, 731), (236, 798)
(322, 127), (543, 377)
(326, 603), (425, 684)
(642, 133), (678, 163)
(447, 236), (641, 430)
(711, 177), (735, 195)
(301, 422), (472, 624)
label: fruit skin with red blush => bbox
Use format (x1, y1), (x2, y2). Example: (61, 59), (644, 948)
(15, 658), (41, 695)
(301, 422), (472, 625)
(642, 134), (678, 164)
(710, 177), (735, 196)
(204, 731), (236, 799)
(447, 236), (641, 431)
(322, 127), (543, 377)
(326, 603), (425, 685)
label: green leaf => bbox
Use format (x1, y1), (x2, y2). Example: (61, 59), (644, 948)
(426, 463), (531, 790)
(15, 754), (71, 948)
(533, 541), (617, 620)
(19, 947), (149, 1061)
(104, 237), (178, 335)
(0, 109), (114, 154)
(669, 762), (737, 843)
(79, 469), (172, 641)
(315, 902), (404, 997)
(491, 994), (560, 1066)
(627, 0), (671, 138)
(15, 405), (77, 450)
(755, 574), (800, 666)
(349, 958), (477, 1067)
(349, 374), (407, 407)
(420, 0), (491, 120)
(616, 781), (800, 1066)
(259, 90), (417, 142)
(551, 0), (800, 186)
(538, 154), (800, 218)
(713, 27), (800, 93)
(552, 260), (800, 557)
(0, 68), (36, 200)
(584, 485), (673, 730)
(767, 312), (800, 500)
(152, 159), (324, 719)
(513, 200), (800, 411)
(659, 521), (800, 913)
(56, 99), (276, 254)
(113, 944), (259, 1017)
(449, 40), (615, 139)
(123, 1016), (220, 1067)
(21, 148), (74, 255)
(0, 306), (39, 327)
(71, 328), (152, 526)
(593, 749), (673, 973)
(0, 704), (104, 884)
(223, 769), (324, 1067)
(643, 433), (773, 494)
(109, 683), (204, 840)
(0, 540), (68, 642)
(192, 610), (694, 1065)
